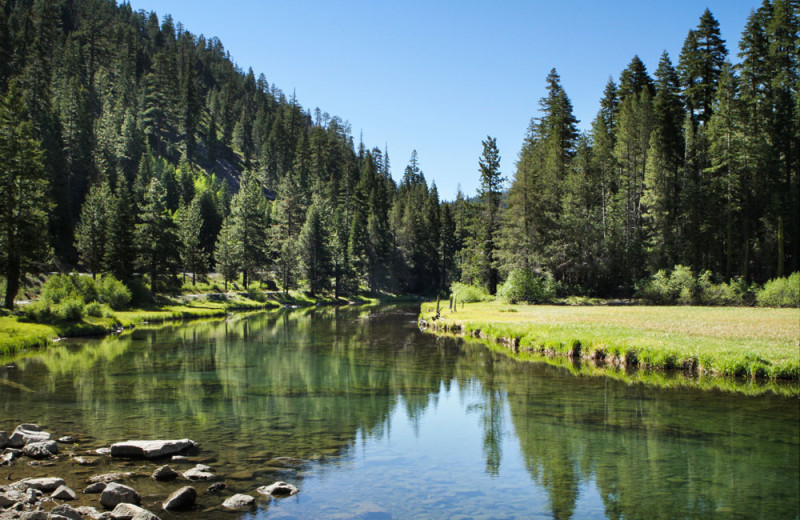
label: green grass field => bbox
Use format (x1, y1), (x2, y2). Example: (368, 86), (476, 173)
(420, 301), (800, 381)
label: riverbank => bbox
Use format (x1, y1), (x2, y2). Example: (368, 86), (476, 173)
(0, 290), (383, 356)
(419, 301), (800, 381)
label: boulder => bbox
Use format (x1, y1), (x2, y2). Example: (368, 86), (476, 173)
(74, 506), (103, 519)
(83, 482), (107, 494)
(49, 504), (82, 520)
(20, 511), (47, 520)
(100, 483), (140, 509)
(51, 485), (77, 501)
(0, 451), (16, 466)
(0, 431), (8, 449)
(22, 440), (58, 459)
(222, 494), (255, 510)
(0, 489), (24, 507)
(7, 424), (51, 448)
(161, 486), (196, 511)
(20, 478), (65, 492)
(151, 466), (178, 482)
(256, 481), (298, 497)
(182, 465), (214, 481)
(110, 440), (196, 460)
(110, 503), (161, 520)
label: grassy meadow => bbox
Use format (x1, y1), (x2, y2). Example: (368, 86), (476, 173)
(420, 301), (800, 381)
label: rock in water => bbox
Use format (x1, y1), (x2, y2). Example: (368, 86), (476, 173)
(222, 494), (255, 510)
(49, 504), (82, 520)
(0, 431), (8, 449)
(110, 503), (162, 520)
(83, 482), (107, 494)
(206, 482), (225, 494)
(162, 486), (197, 511)
(19, 477), (65, 492)
(151, 465), (179, 481)
(110, 439), (196, 459)
(256, 481), (299, 497)
(182, 464), (215, 481)
(22, 440), (58, 459)
(8, 424), (51, 448)
(51, 485), (77, 500)
(100, 482), (141, 508)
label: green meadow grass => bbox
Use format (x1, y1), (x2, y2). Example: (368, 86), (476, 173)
(420, 301), (800, 381)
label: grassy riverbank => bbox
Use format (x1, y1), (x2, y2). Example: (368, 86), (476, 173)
(419, 301), (800, 380)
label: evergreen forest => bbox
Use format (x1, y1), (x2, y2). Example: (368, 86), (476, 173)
(0, 0), (797, 307)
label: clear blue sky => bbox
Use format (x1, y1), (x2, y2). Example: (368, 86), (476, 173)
(128, 0), (759, 200)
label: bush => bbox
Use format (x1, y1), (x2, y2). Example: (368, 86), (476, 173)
(97, 275), (132, 310)
(757, 273), (800, 307)
(450, 282), (491, 304)
(126, 277), (152, 305)
(497, 268), (556, 304)
(638, 265), (697, 305)
(84, 301), (113, 318)
(55, 297), (84, 321)
(41, 274), (97, 306)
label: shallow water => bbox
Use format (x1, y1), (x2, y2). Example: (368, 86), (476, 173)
(1, 305), (798, 519)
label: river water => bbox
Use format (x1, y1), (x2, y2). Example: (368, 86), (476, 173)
(0, 305), (798, 519)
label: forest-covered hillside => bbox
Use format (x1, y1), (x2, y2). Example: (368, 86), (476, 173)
(0, 0), (797, 306)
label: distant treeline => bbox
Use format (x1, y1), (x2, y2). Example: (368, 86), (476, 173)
(0, 0), (797, 307)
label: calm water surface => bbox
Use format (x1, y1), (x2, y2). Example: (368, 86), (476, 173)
(0, 305), (798, 519)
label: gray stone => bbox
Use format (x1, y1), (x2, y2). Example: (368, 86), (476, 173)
(57, 437), (75, 444)
(21, 478), (65, 492)
(72, 456), (99, 466)
(221, 494), (255, 510)
(161, 486), (196, 511)
(205, 482), (225, 494)
(256, 481), (298, 497)
(88, 473), (133, 484)
(83, 482), (107, 494)
(21, 511), (47, 520)
(182, 465), (214, 481)
(95, 448), (111, 456)
(110, 440), (196, 460)
(0, 431), (8, 449)
(50, 486), (77, 501)
(109, 503), (161, 520)
(74, 507), (102, 519)
(49, 504), (81, 520)
(8, 424), (51, 448)
(23, 441), (58, 459)
(0, 489), (24, 507)
(100, 483), (140, 509)
(151, 465), (178, 482)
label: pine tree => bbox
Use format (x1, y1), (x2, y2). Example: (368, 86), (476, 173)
(0, 83), (51, 309)
(298, 199), (332, 296)
(215, 216), (239, 291)
(177, 196), (208, 285)
(136, 177), (179, 293)
(104, 180), (136, 282)
(477, 136), (504, 294)
(75, 181), (111, 278)
(229, 171), (269, 289)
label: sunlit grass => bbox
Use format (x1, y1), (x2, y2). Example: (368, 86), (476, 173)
(420, 301), (800, 381)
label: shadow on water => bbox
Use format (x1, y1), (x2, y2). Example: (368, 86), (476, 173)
(0, 304), (797, 519)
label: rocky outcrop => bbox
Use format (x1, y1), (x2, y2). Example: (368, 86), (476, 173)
(222, 494), (255, 510)
(257, 481), (299, 497)
(161, 486), (196, 511)
(100, 483), (140, 509)
(110, 439), (196, 459)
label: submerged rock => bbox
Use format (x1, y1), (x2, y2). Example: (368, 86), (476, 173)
(206, 482), (225, 494)
(8, 424), (51, 448)
(100, 482), (140, 509)
(22, 440), (58, 459)
(72, 456), (99, 466)
(256, 481), (298, 497)
(161, 486), (196, 511)
(182, 465), (215, 481)
(222, 494), (255, 510)
(89, 472), (134, 484)
(151, 465), (178, 481)
(110, 439), (196, 459)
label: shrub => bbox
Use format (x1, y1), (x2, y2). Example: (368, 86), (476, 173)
(497, 268), (556, 303)
(756, 273), (800, 307)
(97, 275), (132, 310)
(55, 297), (84, 321)
(41, 274), (97, 306)
(638, 265), (697, 305)
(450, 282), (491, 304)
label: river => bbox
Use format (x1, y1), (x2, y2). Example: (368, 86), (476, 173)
(1, 305), (798, 519)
